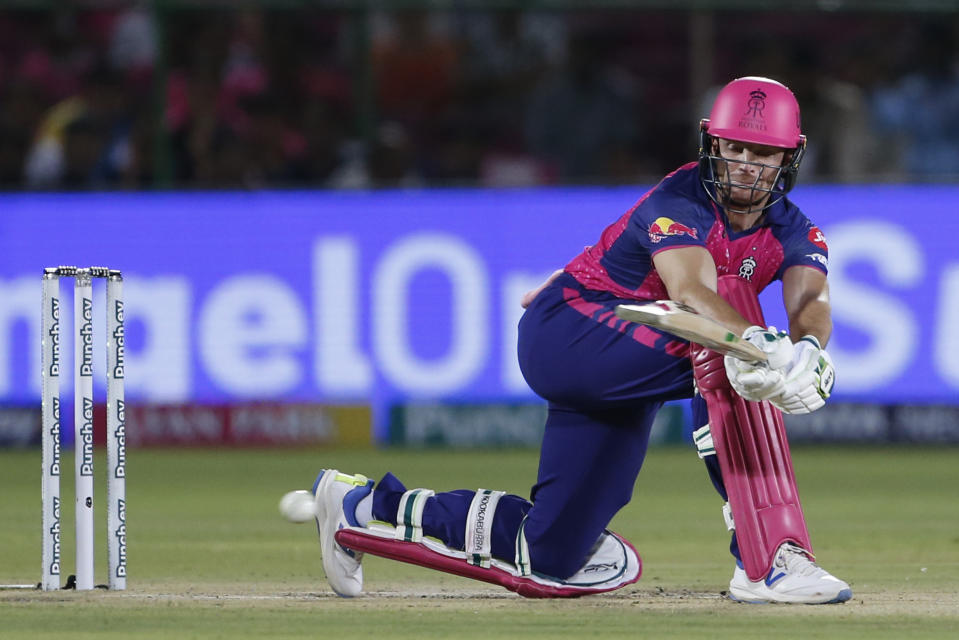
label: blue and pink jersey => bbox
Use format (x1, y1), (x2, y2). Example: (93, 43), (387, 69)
(565, 163), (828, 300)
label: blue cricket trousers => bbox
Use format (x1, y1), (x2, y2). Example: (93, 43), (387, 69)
(372, 273), (697, 579)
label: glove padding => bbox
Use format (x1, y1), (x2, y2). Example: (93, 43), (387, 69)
(769, 336), (835, 414)
(723, 326), (794, 402)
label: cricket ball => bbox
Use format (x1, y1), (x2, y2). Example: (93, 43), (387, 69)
(279, 490), (316, 523)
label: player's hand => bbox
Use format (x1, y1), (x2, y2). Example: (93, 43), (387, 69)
(521, 269), (563, 308)
(724, 359), (785, 401)
(769, 336), (835, 414)
(723, 326), (793, 401)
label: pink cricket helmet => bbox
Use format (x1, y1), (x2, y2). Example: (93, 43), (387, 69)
(698, 76), (807, 213)
(703, 76), (803, 148)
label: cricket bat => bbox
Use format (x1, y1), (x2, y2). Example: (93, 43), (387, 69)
(614, 301), (767, 362)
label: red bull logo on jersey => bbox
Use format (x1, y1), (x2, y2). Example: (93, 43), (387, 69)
(648, 217), (699, 243)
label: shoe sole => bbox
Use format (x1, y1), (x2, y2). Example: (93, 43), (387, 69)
(729, 586), (853, 605)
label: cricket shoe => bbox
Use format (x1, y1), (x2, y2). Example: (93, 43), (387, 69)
(312, 469), (374, 597)
(728, 542), (852, 604)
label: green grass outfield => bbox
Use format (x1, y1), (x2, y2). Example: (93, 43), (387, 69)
(1, 445), (957, 639)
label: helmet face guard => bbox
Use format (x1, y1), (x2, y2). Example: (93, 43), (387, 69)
(699, 123), (806, 214)
(698, 76), (806, 214)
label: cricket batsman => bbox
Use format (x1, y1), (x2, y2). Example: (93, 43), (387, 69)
(282, 76), (851, 604)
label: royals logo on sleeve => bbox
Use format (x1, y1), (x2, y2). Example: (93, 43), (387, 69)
(648, 216), (699, 243)
(805, 253), (828, 268)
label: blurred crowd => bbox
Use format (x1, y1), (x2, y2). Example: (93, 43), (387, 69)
(1, 4), (958, 190)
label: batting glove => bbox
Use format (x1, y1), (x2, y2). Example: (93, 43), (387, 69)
(769, 336), (836, 414)
(723, 326), (793, 402)
(742, 325), (794, 370)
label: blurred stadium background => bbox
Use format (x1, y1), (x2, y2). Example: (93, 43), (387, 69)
(1, 0), (957, 453)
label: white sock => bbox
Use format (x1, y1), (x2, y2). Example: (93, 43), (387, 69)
(354, 493), (373, 527)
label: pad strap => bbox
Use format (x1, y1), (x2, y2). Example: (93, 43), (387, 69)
(692, 424), (715, 458)
(514, 516), (532, 577)
(395, 488), (435, 542)
(465, 489), (506, 568)
(722, 502), (735, 531)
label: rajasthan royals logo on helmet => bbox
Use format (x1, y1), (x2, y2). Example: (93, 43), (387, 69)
(745, 89), (767, 119)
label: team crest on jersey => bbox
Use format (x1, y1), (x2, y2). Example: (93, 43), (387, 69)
(739, 256), (757, 280)
(808, 226), (828, 250)
(648, 216), (698, 243)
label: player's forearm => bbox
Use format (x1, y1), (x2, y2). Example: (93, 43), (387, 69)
(655, 247), (754, 336)
(669, 281), (754, 337)
(788, 299), (833, 346)
(781, 265), (831, 345)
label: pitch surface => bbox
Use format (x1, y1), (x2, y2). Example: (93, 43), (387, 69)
(2, 446), (956, 638)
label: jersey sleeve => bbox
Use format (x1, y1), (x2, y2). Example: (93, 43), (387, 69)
(623, 189), (709, 255)
(775, 216), (829, 279)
